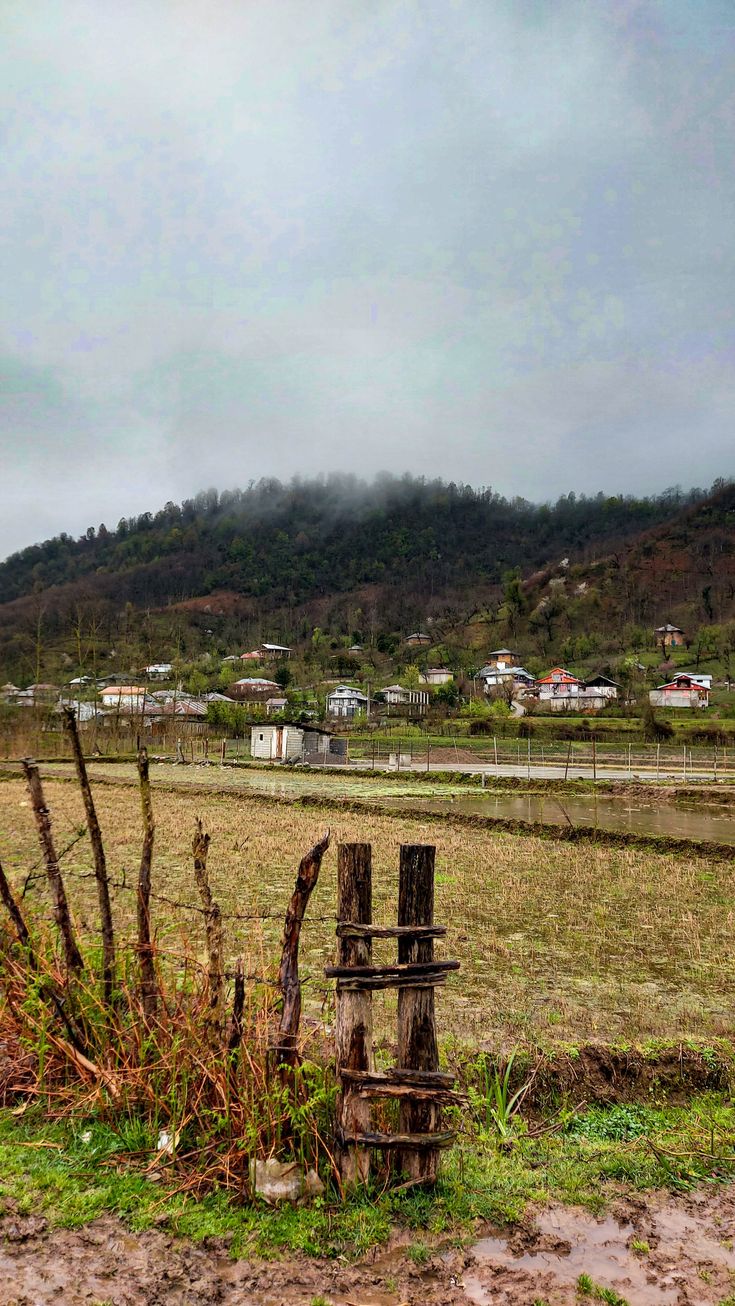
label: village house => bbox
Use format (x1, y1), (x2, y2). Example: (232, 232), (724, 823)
(260, 642), (292, 659)
(152, 698), (207, 720)
(649, 673), (710, 709)
(478, 665), (534, 692)
(376, 684), (429, 712)
(404, 632), (431, 648)
(265, 696), (288, 714)
(419, 668), (453, 686)
(578, 674), (620, 710)
(654, 623), (685, 649)
(536, 668), (621, 711)
(27, 683), (59, 701)
(100, 685), (147, 711)
(229, 677), (281, 702)
(583, 674), (619, 698)
(144, 663), (173, 679)
(5, 687), (43, 707)
(484, 649), (520, 670)
(53, 699), (101, 723)
(536, 668), (582, 709)
(9, 683), (60, 706)
(326, 685), (369, 718)
(241, 642), (292, 662)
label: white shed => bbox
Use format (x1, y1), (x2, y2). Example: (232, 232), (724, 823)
(250, 724), (346, 763)
(250, 724), (306, 761)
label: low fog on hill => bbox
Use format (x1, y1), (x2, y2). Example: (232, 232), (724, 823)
(2, 1), (734, 559)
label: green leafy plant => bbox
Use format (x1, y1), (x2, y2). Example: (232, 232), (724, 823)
(566, 1104), (661, 1143)
(474, 1051), (531, 1141)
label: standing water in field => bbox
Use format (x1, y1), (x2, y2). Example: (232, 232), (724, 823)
(110, 762), (735, 845)
(376, 790), (735, 844)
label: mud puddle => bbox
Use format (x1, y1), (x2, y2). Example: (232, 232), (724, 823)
(1, 1186), (734, 1305)
(463, 1187), (735, 1304)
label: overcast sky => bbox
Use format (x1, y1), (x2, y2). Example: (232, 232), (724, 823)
(1, 0), (734, 560)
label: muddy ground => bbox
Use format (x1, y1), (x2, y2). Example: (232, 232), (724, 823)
(1, 1185), (734, 1306)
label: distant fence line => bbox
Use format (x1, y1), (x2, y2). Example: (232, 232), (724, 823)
(226, 734), (734, 779)
(2, 722), (735, 779)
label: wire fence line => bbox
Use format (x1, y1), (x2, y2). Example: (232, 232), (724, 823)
(21, 861), (338, 925)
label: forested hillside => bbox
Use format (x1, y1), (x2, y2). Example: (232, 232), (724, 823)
(0, 475), (704, 604)
(0, 475), (728, 681)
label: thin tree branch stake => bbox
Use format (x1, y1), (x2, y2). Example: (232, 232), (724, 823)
(62, 707), (116, 1002)
(228, 957), (245, 1052)
(0, 866), (89, 1052)
(275, 829), (330, 1068)
(0, 857), (36, 965)
(21, 759), (84, 975)
(136, 748), (157, 1020)
(192, 818), (225, 1045)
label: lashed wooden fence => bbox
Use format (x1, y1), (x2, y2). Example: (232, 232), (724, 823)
(326, 842), (460, 1185)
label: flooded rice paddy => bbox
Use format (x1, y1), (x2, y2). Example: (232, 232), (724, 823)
(135, 761), (735, 845)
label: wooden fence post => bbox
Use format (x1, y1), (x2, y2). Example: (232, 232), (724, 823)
(62, 707), (116, 1002)
(22, 759), (84, 975)
(192, 819), (225, 1047)
(335, 843), (373, 1186)
(397, 844), (440, 1183)
(274, 830), (330, 1071)
(136, 748), (157, 1021)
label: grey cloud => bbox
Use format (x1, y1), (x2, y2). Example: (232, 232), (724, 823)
(1, 0), (734, 558)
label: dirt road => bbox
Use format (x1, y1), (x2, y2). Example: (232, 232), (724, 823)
(2, 1185), (735, 1305)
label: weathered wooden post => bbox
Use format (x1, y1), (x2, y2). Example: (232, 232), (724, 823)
(136, 748), (157, 1021)
(397, 844), (440, 1182)
(192, 819), (225, 1047)
(62, 707), (115, 1002)
(22, 760), (84, 975)
(335, 843), (373, 1186)
(274, 830), (331, 1071)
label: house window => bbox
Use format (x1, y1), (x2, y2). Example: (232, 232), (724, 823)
(259, 733), (264, 741)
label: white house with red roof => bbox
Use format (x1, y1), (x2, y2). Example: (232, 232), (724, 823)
(650, 674), (710, 709)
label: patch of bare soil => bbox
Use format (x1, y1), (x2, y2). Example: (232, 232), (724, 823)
(0, 1208), (468, 1306)
(526, 1042), (731, 1108)
(1, 1187), (734, 1306)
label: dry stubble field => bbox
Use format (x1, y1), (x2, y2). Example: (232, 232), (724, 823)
(0, 770), (733, 1049)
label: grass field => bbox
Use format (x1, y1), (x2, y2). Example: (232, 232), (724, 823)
(1, 772), (734, 1050)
